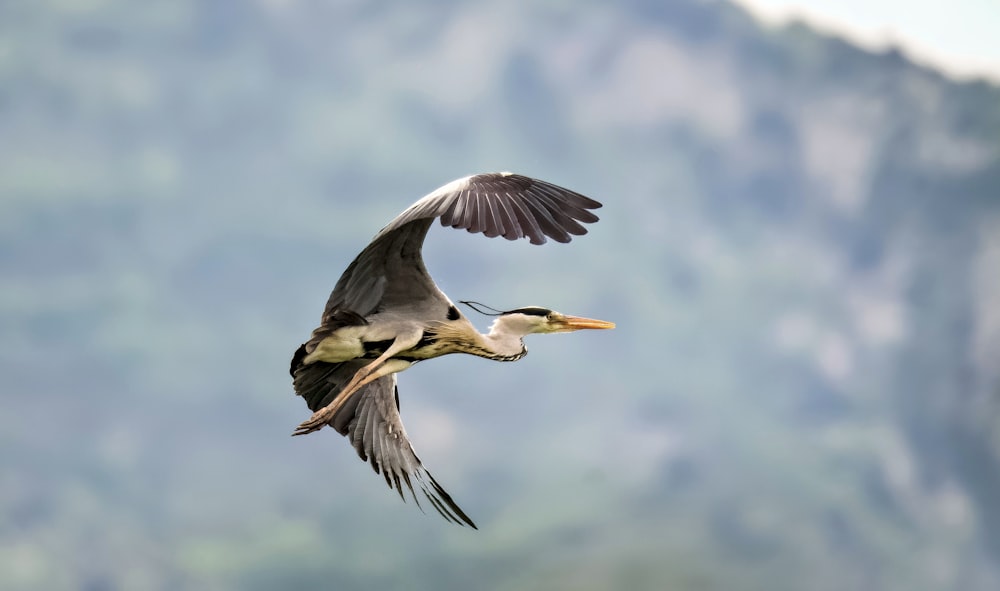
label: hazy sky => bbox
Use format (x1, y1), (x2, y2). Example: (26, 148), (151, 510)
(734, 0), (1000, 82)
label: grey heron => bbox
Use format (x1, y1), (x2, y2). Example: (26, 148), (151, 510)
(290, 172), (614, 528)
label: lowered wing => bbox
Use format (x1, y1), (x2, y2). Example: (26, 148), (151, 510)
(292, 358), (476, 528)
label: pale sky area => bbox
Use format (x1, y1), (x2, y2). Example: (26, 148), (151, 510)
(733, 0), (1000, 82)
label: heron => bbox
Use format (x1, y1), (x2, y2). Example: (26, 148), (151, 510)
(290, 172), (614, 528)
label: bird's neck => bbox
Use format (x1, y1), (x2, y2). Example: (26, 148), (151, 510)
(424, 320), (528, 362)
(480, 325), (528, 362)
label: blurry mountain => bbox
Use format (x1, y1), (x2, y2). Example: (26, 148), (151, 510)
(2, 0), (999, 590)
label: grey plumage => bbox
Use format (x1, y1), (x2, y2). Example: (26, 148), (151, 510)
(322, 173), (600, 320)
(290, 172), (607, 528)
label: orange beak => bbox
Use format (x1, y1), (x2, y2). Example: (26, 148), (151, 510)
(552, 313), (616, 332)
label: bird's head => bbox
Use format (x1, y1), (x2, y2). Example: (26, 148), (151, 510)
(488, 306), (616, 336)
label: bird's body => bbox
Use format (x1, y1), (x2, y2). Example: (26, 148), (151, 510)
(301, 307), (538, 366)
(290, 172), (613, 528)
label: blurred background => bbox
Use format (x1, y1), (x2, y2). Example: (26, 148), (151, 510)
(3, 0), (999, 589)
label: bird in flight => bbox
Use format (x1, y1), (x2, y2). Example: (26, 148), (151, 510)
(290, 172), (614, 528)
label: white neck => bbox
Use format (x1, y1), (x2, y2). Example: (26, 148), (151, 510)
(479, 317), (529, 361)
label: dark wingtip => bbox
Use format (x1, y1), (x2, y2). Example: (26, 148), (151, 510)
(425, 473), (478, 529)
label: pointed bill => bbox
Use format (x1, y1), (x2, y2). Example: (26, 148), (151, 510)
(554, 314), (616, 331)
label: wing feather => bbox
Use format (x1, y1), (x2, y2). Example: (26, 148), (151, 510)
(503, 190), (546, 244)
(467, 190), (483, 234)
(492, 192), (521, 240)
(352, 384), (373, 456)
(481, 192), (503, 238)
(291, 359), (477, 528)
(520, 192), (570, 243)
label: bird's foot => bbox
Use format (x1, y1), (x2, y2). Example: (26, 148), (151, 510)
(292, 407), (336, 436)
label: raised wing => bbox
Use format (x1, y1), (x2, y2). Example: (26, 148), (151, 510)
(377, 172), (602, 245)
(322, 172), (602, 318)
(292, 359), (476, 528)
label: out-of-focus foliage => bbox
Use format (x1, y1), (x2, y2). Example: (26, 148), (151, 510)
(2, 0), (999, 589)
